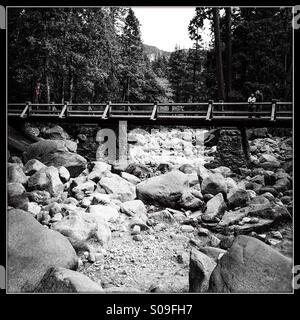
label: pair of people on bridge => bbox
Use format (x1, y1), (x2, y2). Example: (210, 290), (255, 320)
(248, 90), (263, 118)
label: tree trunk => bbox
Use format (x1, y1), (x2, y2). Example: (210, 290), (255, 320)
(69, 70), (74, 103)
(33, 81), (41, 103)
(61, 74), (65, 104)
(45, 75), (50, 103)
(213, 8), (225, 101)
(225, 7), (232, 101)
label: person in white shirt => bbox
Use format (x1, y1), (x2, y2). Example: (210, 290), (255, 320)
(248, 93), (256, 118)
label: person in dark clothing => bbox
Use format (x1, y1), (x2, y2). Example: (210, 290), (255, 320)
(255, 90), (263, 118)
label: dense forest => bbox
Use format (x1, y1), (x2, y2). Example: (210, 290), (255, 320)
(8, 7), (293, 103)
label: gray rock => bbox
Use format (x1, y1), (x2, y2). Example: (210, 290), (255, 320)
(87, 161), (111, 182)
(58, 166), (70, 183)
(8, 209), (78, 292)
(202, 193), (227, 222)
(150, 210), (176, 224)
(122, 200), (147, 219)
(189, 248), (217, 292)
(273, 178), (291, 193)
(44, 125), (70, 140)
(227, 188), (250, 209)
(8, 163), (28, 185)
(100, 173), (136, 202)
(8, 182), (29, 209)
(211, 166), (232, 178)
(26, 190), (51, 204)
(131, 225), (141, 235)
(88, 205), (119, 223)
(209, 235), (293, 292)
(25, 202), (41, 217)
(51, 211), (97, 251)
(72, 181), (96, 200)
(23, 159), (46, 176)
(196, 246), (226, 262)
(27, 166), (64, 197)
(178, 191), (203, 211)
(181, 225), (194, 233)
(121, 172), (141, 185)
(83, 212), (112, 248)
(34, 267), (103, 292)
(136, 170), (189, 208)
(23, 140), (86, 177)
(201, 173), (227, 196)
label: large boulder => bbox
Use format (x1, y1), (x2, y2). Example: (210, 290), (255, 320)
(34, 267), (103, 292)
(23, 140), (87, 177)
(209, 235), (293, 293)
(189, 248), (217, 292)
(27, 166), (64, 197)
(136, 170), (189, 208)
(43, 125), (70, 140)
(201, 193), (227, 222)
(51, 211), (97, 251)
(8, 209), (78, 292)
(8, 163), (28, 185)
(201, 173), (227, 196)
(99, 173), (136, 202)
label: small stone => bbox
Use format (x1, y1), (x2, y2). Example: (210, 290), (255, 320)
(131, 225), (141, 235)
(181, 225), (194, 233)
(242, 217), (251, 223)
(94, 253), (103, 262)
(250, 217), (260, 224)
(88, 252), (96, 263)
(198, 227), (210, 236)
(268, 238), (282, 246)
(209, 234), (221, 247)
(177, 254), (184, 264)
(133, 235), (142, 241)
(83, 251), (89, 259)
(257, 234), (267, 241)
(270, 231), (283, 240)
(51, 212), (63, 222)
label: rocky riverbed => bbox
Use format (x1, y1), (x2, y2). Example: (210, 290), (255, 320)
(7, 124), (293, 293)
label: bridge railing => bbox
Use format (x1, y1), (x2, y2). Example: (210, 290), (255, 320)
(7, 100), (293, 122)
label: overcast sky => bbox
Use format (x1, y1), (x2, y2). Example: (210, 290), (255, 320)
(132, 6), (211, 52)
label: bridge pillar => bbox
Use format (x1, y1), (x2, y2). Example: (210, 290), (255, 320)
(205, 129), (249, 173)
(239, 127), (251, 164)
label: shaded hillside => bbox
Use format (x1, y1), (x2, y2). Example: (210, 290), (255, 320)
(143, 44), (171, 61)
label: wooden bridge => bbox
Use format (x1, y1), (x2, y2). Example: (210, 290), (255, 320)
(7, 100), (293, 128)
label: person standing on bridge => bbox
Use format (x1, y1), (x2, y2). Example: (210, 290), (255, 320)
(248, 93), (256, 118)
(255, 90), (263, 118)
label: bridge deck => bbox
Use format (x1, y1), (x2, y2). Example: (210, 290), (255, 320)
(7, 101), (293, 128)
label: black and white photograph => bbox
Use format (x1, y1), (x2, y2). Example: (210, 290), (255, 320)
(4, 4), (297, 297)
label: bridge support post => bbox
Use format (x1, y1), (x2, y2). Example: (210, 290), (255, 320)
(119, 120), (128, 164)
(239, 127), (251, 164)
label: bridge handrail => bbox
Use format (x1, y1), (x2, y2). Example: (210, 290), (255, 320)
(8, 100), (293, 122)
